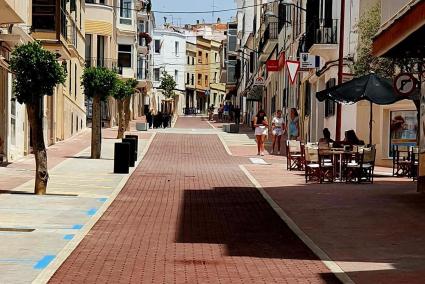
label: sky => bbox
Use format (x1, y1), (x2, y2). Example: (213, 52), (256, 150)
(152, 0), (237, 26)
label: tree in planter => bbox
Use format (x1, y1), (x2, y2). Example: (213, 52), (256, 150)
(10, 41), (66, 195)
(113, 80), (137, 138)
(82, 67), (118, 158)
(123, 78), (138, 131)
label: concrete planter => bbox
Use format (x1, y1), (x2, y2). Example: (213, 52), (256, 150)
(136, 122), (148, 131)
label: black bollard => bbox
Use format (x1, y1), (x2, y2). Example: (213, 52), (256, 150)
(114, 142), (130, 174)
(122, 138), (136, 167)
(125, 134), (138, 161)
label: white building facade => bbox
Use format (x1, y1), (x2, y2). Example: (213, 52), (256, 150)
(152, 28), (187, 115)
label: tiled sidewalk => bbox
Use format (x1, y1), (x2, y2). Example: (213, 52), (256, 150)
(0, 127), (154, 283)
(49, 131), (340, 283)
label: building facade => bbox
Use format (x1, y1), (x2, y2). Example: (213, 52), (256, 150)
(152, 27), (186, 115)
(0, 0), (31, 162)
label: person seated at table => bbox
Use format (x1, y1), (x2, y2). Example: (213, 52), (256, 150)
(344, 130), (365, 145)
(319, 128), (334, 144)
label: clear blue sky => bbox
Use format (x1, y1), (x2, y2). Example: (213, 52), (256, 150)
(152, 0), (236, 26)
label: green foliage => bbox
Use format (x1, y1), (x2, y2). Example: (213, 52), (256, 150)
(354, 3), (395, 79)
(10, 41), (66, 104)
(81, 67), (118, 100)
(113, 79), (137, 100)
(159, 71), (177, 98)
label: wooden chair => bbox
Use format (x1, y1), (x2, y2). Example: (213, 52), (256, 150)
(345, 146), (376, 183)
(392, 145), (411, 177)
(286, 140), (304, 171)
(304, 146), (334, 183)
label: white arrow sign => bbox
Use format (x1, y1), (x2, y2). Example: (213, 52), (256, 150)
(286, 60), (300, 84)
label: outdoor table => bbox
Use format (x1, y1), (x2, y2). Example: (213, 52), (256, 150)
(322, 149), (355, 182)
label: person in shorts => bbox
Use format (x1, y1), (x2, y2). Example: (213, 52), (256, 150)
(253, 109), (268, 156)
(271, 110), (285, 154)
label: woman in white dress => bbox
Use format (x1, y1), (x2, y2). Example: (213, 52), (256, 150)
(271, 110), (285, 155)
(253, 109), (268, 156)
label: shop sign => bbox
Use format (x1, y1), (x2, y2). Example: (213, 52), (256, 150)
(300, 53), (320, 69)
(278, 52), (285, 71)
(266, 60), (279, 72)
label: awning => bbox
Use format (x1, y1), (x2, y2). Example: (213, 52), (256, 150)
(373, 0), (425, 57)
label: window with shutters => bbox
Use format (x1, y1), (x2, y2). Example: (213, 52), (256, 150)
(324, 78), (336, 117)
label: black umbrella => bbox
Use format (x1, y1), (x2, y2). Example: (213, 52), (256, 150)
(316, 73), (413, 144)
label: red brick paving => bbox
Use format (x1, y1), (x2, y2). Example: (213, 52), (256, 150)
(174, 116), (213, 129)
(49, 133), (339, 284)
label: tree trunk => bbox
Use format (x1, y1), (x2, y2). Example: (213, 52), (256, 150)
(27, 100), (48, 195)
(91, 94), (102, 159)
(117, 99), (125, 139)
(124, 96), (131, 131)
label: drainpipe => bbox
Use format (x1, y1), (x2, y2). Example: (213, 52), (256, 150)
(336, 0), (345, 141)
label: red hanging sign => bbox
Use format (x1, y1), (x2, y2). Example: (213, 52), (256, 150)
(266, 60), (279, 72)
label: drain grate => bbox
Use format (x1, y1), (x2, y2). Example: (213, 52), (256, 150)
(0, 228), (35, 232)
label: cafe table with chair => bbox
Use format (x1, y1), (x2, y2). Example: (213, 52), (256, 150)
(300, 142), (377, 184)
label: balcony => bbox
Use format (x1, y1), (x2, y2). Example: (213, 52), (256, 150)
(137, 35), (150, 55)
(258, 22), (278, 62)
(85, 57), (119, 72)
(307, 19), (339, 61)
(0, 0), (25, 24)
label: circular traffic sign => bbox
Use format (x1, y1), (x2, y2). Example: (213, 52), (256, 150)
(394, 73), (416, 96)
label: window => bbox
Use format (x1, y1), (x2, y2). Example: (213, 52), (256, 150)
(198, 51), (202, 63)
(69, 61), (72, 95)
(197, 74), (202, 85)
(118, 44), (132, 68)
(97, 35), (105, 67)
(74, 64), (77, 99)
(205, 75), (208, 86)
(214, 72), (217, 83)
(85, 34), (92, 66)
(186, 73), (190, 84)
(10, 94), (16, 145)
(175, 41), (179, 56)
(138, 21), (145, 33)
(215, 52), (218, 63)
(120, 0), (132, 24)
(324, 78), (336, 117)
(192, 57), (195, 65)
(187, 56), (190, 65)
(191, 74), (194, 85)
(154, 39), (161, 53)
(154, 68), (160, 81)
(389, 110), (417, 157)
(32, 0), (56, 31)
(175, 70), (178, 81)
(205, 53), (209, 63)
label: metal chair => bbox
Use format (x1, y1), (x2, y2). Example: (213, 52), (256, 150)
(392, 145), (411, 177)
(345, 146), (376, 183)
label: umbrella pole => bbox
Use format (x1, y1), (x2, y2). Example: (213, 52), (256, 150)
(369, 101), (373, 146)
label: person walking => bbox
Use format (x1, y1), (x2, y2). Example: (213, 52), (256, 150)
(288, 108), (299, 140)
(254, 109), (268, 156)
(218, 104), (224, 122)
(223, 102), (230, 122)
(271, 110), (285, 154)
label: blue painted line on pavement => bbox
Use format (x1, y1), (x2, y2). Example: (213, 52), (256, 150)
(98, 198), (108, 202)
(33, 255), (55, 269)
(72, 224), (83, 229)
(86, 208), (97, 216)
(64, 234), (75, 240)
